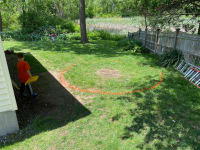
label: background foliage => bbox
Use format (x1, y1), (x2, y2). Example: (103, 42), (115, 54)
(0, 0), (199, 35)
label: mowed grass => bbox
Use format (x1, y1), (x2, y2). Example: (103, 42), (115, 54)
(65, 52), (162, 92)
(1, 39), (200, 150)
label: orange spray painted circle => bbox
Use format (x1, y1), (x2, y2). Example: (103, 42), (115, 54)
(59, 64), (164, 96)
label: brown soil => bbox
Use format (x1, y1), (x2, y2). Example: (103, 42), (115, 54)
(96, 68), (120, 79)
(5, 53), (90, 129)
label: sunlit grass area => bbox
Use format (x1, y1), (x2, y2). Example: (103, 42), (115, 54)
(1, 40), (200, 150)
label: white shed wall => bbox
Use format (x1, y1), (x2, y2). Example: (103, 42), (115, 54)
(0, 40), (17, 113)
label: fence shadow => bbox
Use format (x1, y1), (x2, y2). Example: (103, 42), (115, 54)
(2, 52), (91, 146)
(119, 73), (200, 149)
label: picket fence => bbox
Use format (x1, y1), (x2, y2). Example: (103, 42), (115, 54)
(128, 29), (200, 64)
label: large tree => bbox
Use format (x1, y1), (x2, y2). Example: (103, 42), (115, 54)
(0, 0), (22, 31)
(79, 0), (88, 43)
(0, 11), (2, 32)
(0, 0), (5, 32)
(150, 0), (200, 34)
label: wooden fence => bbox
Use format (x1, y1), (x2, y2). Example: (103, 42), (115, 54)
(128, 29), (200, 64)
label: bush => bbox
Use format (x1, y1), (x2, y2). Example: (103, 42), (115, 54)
(159, 49), (183, 67)
(67, 31), (124, 41)
(74, 24), (81, 33)
(117, 39), (148, 54)
(98, 13), (118, 18)
(67, 33), (81, 40)
(2, 12), (21, 31)
(20, 10), (78, 34)
(86, 7), (95, 18)
(96, 30), (112, 40)
(109, 34), (125, 41)
(87, 32), (101, 40)
(0, 31), (32, 41)
(95, 31), (124, 41)
(19, 11), (47, 34)
(57, 34), (68, 40)
(1, 28), (124, 42)
(60, 21), (76, 33)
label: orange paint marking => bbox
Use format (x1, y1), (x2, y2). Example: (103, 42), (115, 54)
(59, 64), (164, 95)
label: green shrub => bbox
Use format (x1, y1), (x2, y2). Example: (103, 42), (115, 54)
(117, 39), (148, 54)
(95, 31), (124, 41)
(60, 21), (76, 33)
(67, 31), (124, 41)
(98, 13), (118, 18)
(67, 33), (81, 40)
(86, 7), (95, 18)
(110, 34), (125, 41)
(0, 31), (32, 41)
(1, 29), (123, 42)
(74, 24), (81, 33)
(87, 32), (101, 40)
(2, 12), (21, 31)
(57, 34), (68, 40)
(19, 10), (77, 34)
(159, 49), (183, 67)
(96, 30), (112, 40)
(19, 11), (47, 33)
(117, 39), (129, 47)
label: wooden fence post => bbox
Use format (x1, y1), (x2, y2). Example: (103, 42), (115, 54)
(154, 28), (160, 53)
(128, 32), (130, 40)
(144, 28), (147, 47)
(138, 28), (141, 40)
(174, 28), (180, 50)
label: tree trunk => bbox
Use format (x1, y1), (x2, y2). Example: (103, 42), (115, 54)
(144, 14), (148, 47)
(111, 0), (115, 12)
(79, 0), (88, 43)
(198, 23), (200, 35)
(54, 1), (64, 17)
(0, 11), (2, 32)
(22, 0), (25, 28)
(144, 14), (148, 32)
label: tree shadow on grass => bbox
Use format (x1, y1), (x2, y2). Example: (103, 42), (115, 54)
(119, 73), (200, 149)
(5, 40), (159, 61)
(1, 52), (91, 147)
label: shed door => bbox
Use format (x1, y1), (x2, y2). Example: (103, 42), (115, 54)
(0, 40), (17, 112)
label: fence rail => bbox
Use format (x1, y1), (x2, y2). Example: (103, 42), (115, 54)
(128, 29), (200, 65)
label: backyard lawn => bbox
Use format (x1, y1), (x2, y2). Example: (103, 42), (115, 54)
(1, 39), (200, 149)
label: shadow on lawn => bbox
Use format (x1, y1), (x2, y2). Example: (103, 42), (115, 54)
(7, 40), (123, 57)
(6, 40), (159, 61)
(1, 53), (91, 147)
(119, 73), (200, 149)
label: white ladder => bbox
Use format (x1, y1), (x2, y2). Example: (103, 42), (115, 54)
(176, 60), (200, 88)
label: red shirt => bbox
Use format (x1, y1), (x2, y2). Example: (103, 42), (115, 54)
(17, 60), (31, 83)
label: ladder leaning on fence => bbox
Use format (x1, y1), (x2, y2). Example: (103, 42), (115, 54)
(176, 60), (200, 88)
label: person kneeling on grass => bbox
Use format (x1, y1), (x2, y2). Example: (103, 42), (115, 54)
(17, 53), (37, 98)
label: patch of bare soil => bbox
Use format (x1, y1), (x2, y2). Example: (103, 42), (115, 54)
(96, 69), (120, 79)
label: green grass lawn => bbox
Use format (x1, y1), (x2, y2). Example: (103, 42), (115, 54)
(1, 39), (200, 150)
